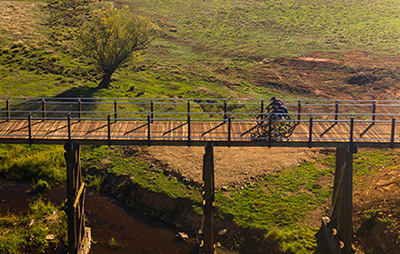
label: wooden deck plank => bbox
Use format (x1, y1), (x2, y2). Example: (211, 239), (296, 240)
(31, 120), (43, 138)
(2, 119), (400, 146)
(0, 121), (20, 136)
(13, 121), (29, 139)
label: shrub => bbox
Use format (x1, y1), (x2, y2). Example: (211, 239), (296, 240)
(25, 224), (48, 252)
(0, 232), (26, 254)
(36, 179), (50, 192)
(11, 47), (20, 53)
(1, 47), (10, 54)
(0, 144), (66, 184)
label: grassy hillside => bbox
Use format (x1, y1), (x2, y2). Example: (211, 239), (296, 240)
(117, 0), (400, 100)
(1, 0), (400, 253)
(132, 0), (400, 58)
(2, 0), (400, 100)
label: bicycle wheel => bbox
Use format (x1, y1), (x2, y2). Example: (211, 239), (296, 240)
(275, 115), (296, 139)
(256, 113), (269, 125)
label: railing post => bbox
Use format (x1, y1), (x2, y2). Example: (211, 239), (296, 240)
(297, 100), (301, 122)
(150, 100), (154, 123)
(6, 98), (10, 121)
(372, 101), (376, 122)
(350, 116), (354, 143)
(107, 113), (111, 145)
(308, 114), (313, 148)
(223, 100), (227, 119)
(147, 114), (151, 143)
(391, 117), (395, 148)
(261, 100), (264, 115)
(114, 100), (118, 120)
(78, 99), (82, 120)
(228, 117), (231, 147)
(268, 115), (272, 146)
(28, 112), (32, 143)
(42, 98), (46, 120)
(68, 113), (71, 140)
(187, 113), (191, 146)
(335, 101), (339, 123)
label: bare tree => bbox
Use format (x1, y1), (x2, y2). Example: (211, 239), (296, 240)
(78, 3), (158, 88)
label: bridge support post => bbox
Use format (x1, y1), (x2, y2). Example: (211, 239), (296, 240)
(64, 142), (91, 254)
(201, 142), (215, 254)
(322, 145), (356, 254)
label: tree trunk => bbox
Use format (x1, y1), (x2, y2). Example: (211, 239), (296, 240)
(98, 72), (113, 89)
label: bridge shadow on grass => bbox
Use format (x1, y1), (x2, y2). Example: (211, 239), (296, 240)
(4, 85), (102, 119)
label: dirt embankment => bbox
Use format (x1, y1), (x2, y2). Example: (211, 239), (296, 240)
(132, 146), (328, 188)
(99, 171), (280, 253)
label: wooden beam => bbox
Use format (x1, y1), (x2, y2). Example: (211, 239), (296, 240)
(330, 147), (346, 220)
(342, 146), (354, 253)
(64, 142), (89, 254)
(73, 182), (85, 209)
(326, 146), (356, 254)
(202, 142), (214, 254)
(65, 142), (78, 254)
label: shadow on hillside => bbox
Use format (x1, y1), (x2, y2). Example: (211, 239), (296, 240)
(314, 227), (334, 254)
(4, 85), (103, 119)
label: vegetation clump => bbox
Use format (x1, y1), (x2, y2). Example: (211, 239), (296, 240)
(77, 2), (159, 88)
(0, 199), (67, 254)
(0, 144), (66, 185)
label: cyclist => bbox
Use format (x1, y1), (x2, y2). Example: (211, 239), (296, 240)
(267, 97), (288, 121)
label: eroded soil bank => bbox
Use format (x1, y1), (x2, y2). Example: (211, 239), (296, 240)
(0, 178), (197, 254)
(98, 171), (329, 254)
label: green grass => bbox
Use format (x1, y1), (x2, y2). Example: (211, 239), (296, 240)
(353, 149), (400, 186)
(3, 0), (400, 100)
(2, 0), (400, 252)
(125, 0), (400, 60)
(80, 146), (203, 202)
(0, 144), (66, 186)
(216, 160), (332, 253)
(0, 198), (67, 253)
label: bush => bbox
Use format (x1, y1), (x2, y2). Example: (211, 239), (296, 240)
(0, 232), (26, 254)
(25, 224), (48, 252)
(36, 179), (50, 192)
(0, 144), (66, 184)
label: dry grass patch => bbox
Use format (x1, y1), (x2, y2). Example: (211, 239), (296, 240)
(0, 1), (47, 43)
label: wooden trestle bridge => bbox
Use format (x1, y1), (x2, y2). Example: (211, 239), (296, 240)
(2, 97), (400, 254)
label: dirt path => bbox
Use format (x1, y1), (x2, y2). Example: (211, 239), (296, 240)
(136, 146), (329, 188)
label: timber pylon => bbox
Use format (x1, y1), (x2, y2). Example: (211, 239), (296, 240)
(64, 142), (91, 254)
(322, 144), (357, 254)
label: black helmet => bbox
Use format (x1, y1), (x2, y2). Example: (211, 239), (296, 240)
(270, 96), (276, 101)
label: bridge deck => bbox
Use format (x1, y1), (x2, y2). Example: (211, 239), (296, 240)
(0, 119), (398, 148)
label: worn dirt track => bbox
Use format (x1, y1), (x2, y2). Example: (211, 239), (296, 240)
(136, 146), (328, 187)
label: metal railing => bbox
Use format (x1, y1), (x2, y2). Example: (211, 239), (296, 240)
(1, 97), (400, 147)
(2, 97), (400, 121)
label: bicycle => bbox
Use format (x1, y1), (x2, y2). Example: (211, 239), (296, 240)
(250, 110), (296, 140)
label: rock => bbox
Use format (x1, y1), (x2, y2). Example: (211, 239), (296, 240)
(176, 232), (189, 241)
(218, 229), (228, 236)
(213, 242), (221, 248)
(46, 234), (55, 241)
(174, 223), (183, 229)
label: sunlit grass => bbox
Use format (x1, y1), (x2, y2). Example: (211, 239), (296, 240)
(0, 198), (67, 253)
(0, 144), (66, 185)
